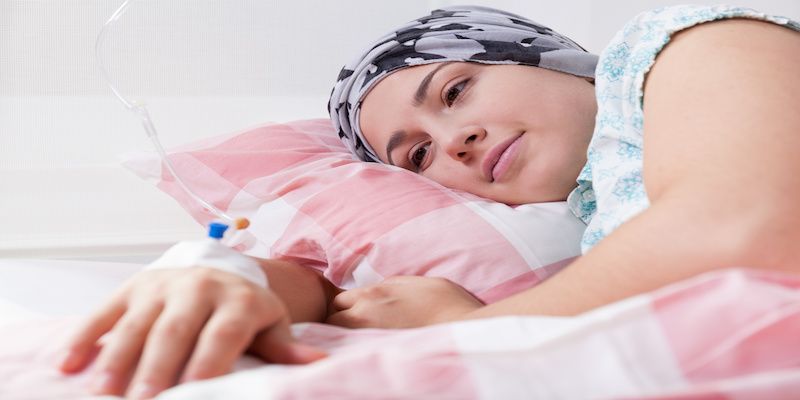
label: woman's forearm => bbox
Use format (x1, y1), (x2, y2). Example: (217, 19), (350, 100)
(464, 20), (800, 319)
(257, 259), (339, 323)
(464, 191), (754, 318)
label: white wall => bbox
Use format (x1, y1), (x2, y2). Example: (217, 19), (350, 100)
(432, 0), (799, 54)
(0, 0), (440, 260)
(1, 0), (798, 260)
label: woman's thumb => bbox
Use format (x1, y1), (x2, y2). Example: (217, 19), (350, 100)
(249, 320), (327, 364)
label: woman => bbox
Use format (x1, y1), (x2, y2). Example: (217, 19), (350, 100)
(59, 5), (800, 399)
(324, 4), (800, 326)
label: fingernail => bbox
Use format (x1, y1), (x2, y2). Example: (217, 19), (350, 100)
(128, 382), (158, 399)
(88, 371), (116, 394)
(295, 344), (328, 362)
(56, 350), (78, 371)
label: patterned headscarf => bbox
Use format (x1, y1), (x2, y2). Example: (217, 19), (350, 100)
(328, 5), (598, 162)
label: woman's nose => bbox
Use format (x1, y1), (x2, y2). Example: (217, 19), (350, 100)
(442, 125), (486, 161)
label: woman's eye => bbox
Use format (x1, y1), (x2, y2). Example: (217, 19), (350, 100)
(409, 142), (431, 170)
(444, 80), (468, 107)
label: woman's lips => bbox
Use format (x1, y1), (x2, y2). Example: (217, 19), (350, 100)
(483, 134), (524, 182)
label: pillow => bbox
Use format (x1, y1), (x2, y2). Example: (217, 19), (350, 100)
(120, 119), (586, 303)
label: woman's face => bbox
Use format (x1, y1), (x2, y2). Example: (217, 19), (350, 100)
(358, 62), (597, 204)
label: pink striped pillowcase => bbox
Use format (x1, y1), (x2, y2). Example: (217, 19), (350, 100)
(121, 119), (586, 303)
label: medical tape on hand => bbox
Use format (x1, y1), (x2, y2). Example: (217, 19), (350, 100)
(146, 239), (268, 288)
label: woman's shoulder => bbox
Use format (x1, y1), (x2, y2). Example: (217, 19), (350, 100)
(572, 5), (799, 253)
(594, 4), (797, 108)
(597, 5), (797, 82)
(609, 4), (795, 49)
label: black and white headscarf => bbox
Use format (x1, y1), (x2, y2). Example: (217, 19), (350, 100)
(328, 5), (598, 162)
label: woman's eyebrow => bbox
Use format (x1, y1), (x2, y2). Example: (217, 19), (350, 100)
(385, 130), (407, 165)
(413, 62), (454, 107)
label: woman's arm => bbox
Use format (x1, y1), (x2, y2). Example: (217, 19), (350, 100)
(470, 18), (800, 317)
(60, 257), (334, 398)
(327, 19), (800, 327)
(260, 258), (339, 322)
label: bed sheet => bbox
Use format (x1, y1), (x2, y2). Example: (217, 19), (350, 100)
(0, 259), (142, 321)
(1, 259), (799, 399)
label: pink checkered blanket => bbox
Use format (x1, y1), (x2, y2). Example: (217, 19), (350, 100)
(1, 268), (799, 399)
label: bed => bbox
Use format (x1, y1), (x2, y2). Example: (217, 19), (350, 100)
(1, 258), (799, 399)
(5, 1), (800, 397)
(3, 121), (800, 399)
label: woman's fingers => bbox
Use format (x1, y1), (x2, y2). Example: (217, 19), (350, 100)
(181, 290), (326, 382)
(59, 294), (127, 373)
(125, 291), (213, 399)
(329, 277), (421, 312)
(180, 299), (265, 382)
(249, 317), (327, 365)
(329, 287), (368, 312)
(249, 290), (326, 364)
(60, 267), (319, 398)
(327, 286), (383, 327)
(86, 302), (163, 396)
(326, 310), (361, 328)
(327, 276), (483, 329)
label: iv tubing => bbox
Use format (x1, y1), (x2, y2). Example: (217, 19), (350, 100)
(95, 0), (240, 230)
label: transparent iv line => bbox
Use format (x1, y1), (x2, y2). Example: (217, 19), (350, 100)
(96, 0), (244, 232)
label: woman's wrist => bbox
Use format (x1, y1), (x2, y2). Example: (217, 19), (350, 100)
(439, 303), (484, 324)
(147, 239), (268, 288)
(257, 258), (334, 323)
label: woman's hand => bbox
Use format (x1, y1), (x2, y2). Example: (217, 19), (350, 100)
(327, 276), (484, 329)
(58, 268), (326, 399)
